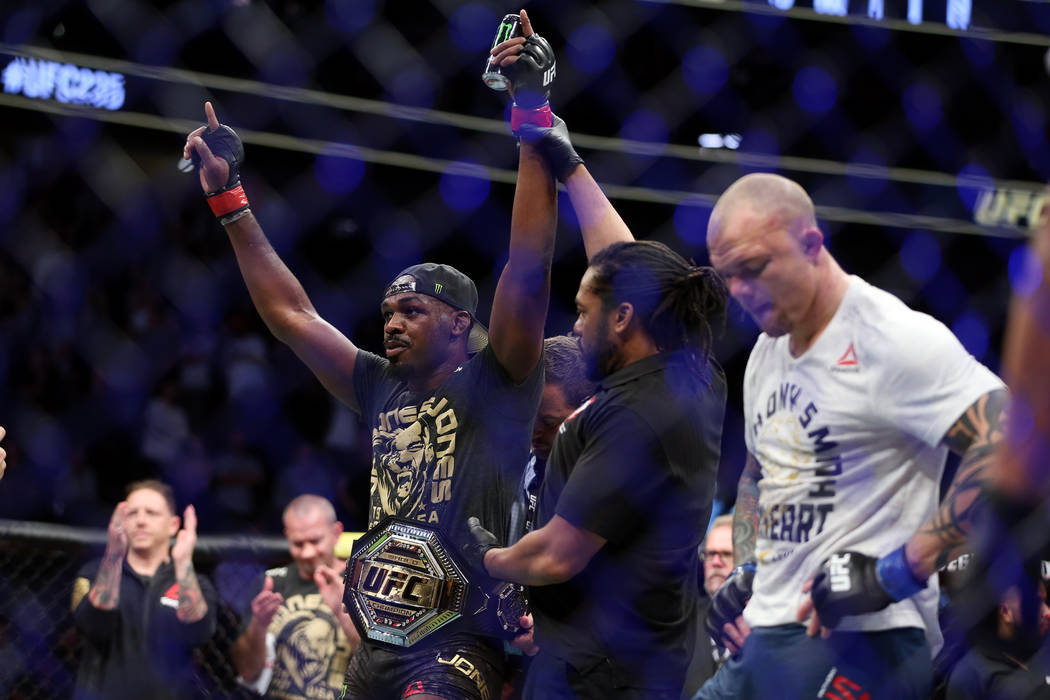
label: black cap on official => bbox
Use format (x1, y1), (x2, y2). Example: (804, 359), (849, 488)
(383, 263), (489, 354)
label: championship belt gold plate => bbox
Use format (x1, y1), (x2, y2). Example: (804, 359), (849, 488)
(343, 517), (527, 647)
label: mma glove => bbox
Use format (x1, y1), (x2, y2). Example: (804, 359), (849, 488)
(810, 546), (927, 629)
(191, 122), (251, 225)
(504, 33), (556, 115)
(488, 27), (584, 181)
(706, 561), (756, 645)
(463, 516), (499, 573)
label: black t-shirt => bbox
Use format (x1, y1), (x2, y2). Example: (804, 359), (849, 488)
(353, 344), (544, 559)
(946, 646), (1050, 700)
(72, 558), (218, 700)
(240, 565), (354, 700)
(530, 352), (726, 690)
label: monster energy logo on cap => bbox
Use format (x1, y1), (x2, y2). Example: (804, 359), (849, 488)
(382, 262), (489, 353)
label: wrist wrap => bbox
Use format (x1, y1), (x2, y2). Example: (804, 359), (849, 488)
(511, 103), (553, 133)
(875, 545), (927, 601)
(206, 184), (249, 219)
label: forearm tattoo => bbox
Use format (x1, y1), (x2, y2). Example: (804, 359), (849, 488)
(924, 389), (1007, 570)
(733, 453), (762, 564)
(87, 547), (124, 610)
(176, 562), (208, 623)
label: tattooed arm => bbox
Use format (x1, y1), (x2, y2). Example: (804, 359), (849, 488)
(88, 502), (128, 610)
(733, 451), (762, 564)
(171, 505), (209, 623)
(905, 389), (1008, 578)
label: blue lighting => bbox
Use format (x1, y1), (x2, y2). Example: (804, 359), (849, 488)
(846, 147), (888, 197)
(952, 312), (989, 360)
(326, 0), (375, 33)
(135, 27), (176, 66)
(902, 83), (942, 133)
(850, 23), (891, 50)
(620, 109), (669, 148)
(673, 196), (712, 248)
(793, 66), (837, 115)
(387, 67), (435, 109)
(2, 58), (125, 110)
(567, 24), (616, 75)
(899, 231), (941, 283)
(262, 51), (308, 88)
(924, 269), (966, 318)
(814, 0), (847, 16)
(371, 213), (422, 266)
(946, 0), (972, 30)
(3, 8), (39, 44)
(741, 127), (780, 158)
(956, 163), (993, 212)
(1011, 95), (1045, 150)
(682, 47), (728, 96)
(961, 38), (994, 68)
(440, 160), (490, 213)
(315, 146), (365, 195)
(0, 167), (22, 228)
(449, 5), (499, 53)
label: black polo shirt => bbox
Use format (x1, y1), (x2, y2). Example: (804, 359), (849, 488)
(529, 351), (726, 691)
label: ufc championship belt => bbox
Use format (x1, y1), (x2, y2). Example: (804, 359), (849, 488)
(343, 517), (527, 647)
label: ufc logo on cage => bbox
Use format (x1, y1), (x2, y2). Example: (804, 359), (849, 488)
(829, 554), (852, 592)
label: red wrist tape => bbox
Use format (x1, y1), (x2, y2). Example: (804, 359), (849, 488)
(206, 184), (249, 217)
(511, 103), (553, 132)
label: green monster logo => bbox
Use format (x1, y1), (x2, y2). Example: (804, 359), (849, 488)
(496, 19), (514, 45)
(434, 283), (444, 294)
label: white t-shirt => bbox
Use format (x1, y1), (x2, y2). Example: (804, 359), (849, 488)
(742, 276), (1003, 637)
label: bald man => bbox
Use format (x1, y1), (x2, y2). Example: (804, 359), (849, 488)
(696, 173), (1006, 699)
(231, 495), (359, 699)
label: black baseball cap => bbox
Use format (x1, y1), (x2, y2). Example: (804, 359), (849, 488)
(383, 263), (489, 353)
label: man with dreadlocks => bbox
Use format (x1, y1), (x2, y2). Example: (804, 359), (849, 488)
(468, 22), (728, 697)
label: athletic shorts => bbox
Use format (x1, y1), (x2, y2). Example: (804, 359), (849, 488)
(340, 635), (505, 700)
(693, 624), (932, 700)
(523, 652), (680, 700)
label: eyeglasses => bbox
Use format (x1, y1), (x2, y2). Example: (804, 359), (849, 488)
(702, 549), (733, 561)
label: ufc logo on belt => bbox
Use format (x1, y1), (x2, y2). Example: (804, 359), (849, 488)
(829, 553), (852, 592)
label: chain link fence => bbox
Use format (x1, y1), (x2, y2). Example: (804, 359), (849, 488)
(0, 519), (289, 700)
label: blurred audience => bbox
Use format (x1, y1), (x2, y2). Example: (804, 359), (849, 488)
(943, 556), (1050, 699)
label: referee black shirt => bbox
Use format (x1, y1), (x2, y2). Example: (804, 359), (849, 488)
(529, 350), (726, 691)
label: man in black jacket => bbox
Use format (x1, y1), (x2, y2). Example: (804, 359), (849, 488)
(71, 479), (217, 699)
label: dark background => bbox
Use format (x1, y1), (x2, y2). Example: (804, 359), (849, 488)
(0, 0), (1046, 532)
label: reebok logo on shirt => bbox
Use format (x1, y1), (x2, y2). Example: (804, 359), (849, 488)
(831, 343), (860, 373)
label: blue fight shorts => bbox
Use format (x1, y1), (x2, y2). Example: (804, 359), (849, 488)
(341, 635), (505, 700)
(693, 624), (931, 700)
